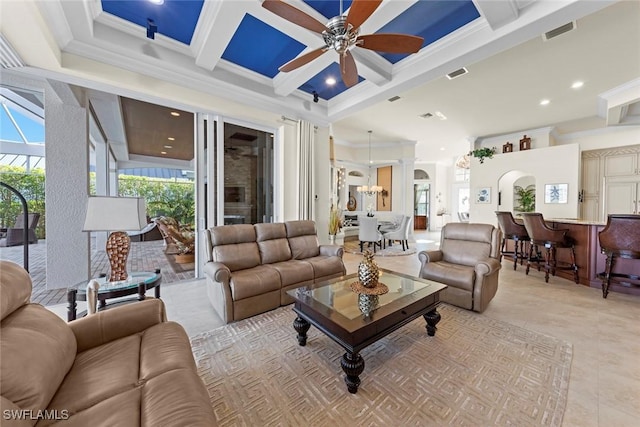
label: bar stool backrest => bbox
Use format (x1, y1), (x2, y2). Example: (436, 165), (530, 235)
(495, 211), (528, 239)
(599, 214), (640, 258)
(521, 213), (566, 245)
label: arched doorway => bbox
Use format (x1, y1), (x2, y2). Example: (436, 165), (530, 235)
(413, 169), (430, 230)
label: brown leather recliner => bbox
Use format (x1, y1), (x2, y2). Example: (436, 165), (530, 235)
(0, 260), (215, 426)
(418, 223), (502, 313)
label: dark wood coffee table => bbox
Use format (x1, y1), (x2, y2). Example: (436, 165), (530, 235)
(287, 268), (447, 393)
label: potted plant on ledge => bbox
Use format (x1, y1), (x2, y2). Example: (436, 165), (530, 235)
(469, 147), (497, 164)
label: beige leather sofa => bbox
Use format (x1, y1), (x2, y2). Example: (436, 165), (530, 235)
(204, 220), (346, 323)
(0, 260), (215, 426)
(418, 223), (502, 313)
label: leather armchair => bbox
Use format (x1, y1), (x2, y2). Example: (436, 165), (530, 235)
(418, 223), (502, 313)
(0, 260), (215, 426)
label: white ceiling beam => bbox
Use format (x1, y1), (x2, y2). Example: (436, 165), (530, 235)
(194, 1), (246, 71)
(59, 0), (95, 40)
(272, 51), (334, 96)
(472, 0), (520, 30)
(350, 48), (392, 86)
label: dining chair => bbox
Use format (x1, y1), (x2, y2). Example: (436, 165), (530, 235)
(358, 216), (383, 253)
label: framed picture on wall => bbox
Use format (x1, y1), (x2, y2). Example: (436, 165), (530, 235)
(545, 183), (568, 203)
(475, 187), (491, 204)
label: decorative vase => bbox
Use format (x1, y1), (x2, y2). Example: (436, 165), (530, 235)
(358, 250), (379, 288)
(329, 234), (336, 245)
(358, 294), (379, 317)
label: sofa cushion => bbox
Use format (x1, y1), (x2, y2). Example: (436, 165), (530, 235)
(441, 223), (494, 267)
(0, 262), (31, 321)
(285, 221), (320, 259)
(45, 333), (141, 417)
(210, 224), (261, 271)
(1, 304), (76, 421)
(255, 223), (292, 264)
(421, 261), (475, 292)
(229, 265), (282, 300)
(303, 256), (346, 280)
(268, 260), (314, 287)
(213, 243), (261, 272)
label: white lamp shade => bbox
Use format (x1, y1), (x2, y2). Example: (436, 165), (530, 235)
(83, 196), (147, 232)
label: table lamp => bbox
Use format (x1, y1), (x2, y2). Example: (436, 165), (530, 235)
(83, 196), (147, 282)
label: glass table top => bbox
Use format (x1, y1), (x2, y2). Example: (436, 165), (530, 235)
(287, 269), (444, 321)
(69, 271), (159, 294)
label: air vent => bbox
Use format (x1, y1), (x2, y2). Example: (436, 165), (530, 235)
(388, 96), (401, 102)
(419, 113), (433, 119)
(0, 34), (24, 69)
(543, 21), (576, 41)
(446, 67), (468, 80)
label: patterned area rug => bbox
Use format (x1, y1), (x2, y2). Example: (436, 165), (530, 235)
(190, 304), (572, 426)
(342, 239), (420, 256)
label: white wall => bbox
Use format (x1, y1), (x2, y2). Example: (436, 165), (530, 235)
(470, 144), (581, 225)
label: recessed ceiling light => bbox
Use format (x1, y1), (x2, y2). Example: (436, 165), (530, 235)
(440, 147), (445, 151)
(326, 77), (336, 85)
(148, 0), (164, 5)
(170, 111), (180, 117)
(571, 81), (584, 89)
(167, 137), (175, 141)
(160, 151), (167, 155)
(540, 99), (550, 106)
(434, 111), (447, 120)
(164, 145), (173, 149)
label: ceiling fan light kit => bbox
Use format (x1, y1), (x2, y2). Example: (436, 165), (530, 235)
(262, 0), (424, 88)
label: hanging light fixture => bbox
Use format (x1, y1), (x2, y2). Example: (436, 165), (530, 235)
(357, 130), (382, 196)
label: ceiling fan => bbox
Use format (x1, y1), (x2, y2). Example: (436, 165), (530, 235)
(262, 0), (424, 88)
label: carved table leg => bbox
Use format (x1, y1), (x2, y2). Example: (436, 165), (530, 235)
(293, 316), (311, 346)
(423, 308), (441, 336)
(67, 288), (77, 322)
(341, 351), (365, 394)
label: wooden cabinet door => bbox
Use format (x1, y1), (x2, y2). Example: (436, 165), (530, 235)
(604, 179), (640, 214)
(603, 152), (637, 177)
(582, 156), (601, 196)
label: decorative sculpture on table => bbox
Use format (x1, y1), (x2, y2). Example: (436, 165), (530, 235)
(358, 250), (379, 288)
(351, 250), (388, 317)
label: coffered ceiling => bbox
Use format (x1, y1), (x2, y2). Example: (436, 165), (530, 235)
(3, 0), (639, 165)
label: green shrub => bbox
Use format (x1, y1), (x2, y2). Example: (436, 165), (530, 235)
(1, 166), (195, 239)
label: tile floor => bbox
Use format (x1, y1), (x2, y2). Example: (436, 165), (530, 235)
(42, 230), (640, 426)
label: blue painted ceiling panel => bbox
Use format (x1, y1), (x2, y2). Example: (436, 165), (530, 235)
(300, 62), (364, 100)
(376, 0), (480, 63)
(101, 0), (203, 45)
(222, 14), (307, 78)
(304, 0), (353, 20)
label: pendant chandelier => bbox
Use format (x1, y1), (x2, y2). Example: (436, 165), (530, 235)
(357, 130), (382, 196)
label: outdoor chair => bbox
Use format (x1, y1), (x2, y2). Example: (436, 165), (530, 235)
(154, 216), (195, 255)
(0, 212), (40, 247)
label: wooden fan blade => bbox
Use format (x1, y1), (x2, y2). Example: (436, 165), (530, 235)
(340, 50), (358, 87)
(262, 0), (327, 34)
(279, 47), (328, 72)
(357, 33), (424, 54)
(345, 0), (382, 30)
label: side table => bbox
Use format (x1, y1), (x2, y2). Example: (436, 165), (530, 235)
(67, 269), (162, 321)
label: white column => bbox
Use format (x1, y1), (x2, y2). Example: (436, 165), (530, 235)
(45, 81), (90, 288)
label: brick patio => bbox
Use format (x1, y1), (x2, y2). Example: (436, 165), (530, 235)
(0, 239), (195, 306)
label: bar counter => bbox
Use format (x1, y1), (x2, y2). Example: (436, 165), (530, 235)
(545, 219), (638, 296)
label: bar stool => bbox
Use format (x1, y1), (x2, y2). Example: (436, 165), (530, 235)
(495, 211), (531, 270)
(521, 213), (579, 284)
(597, 214), (640, 298)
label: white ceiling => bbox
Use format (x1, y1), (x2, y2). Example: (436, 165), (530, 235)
(331, 0), (640, 163)
(1, 0), (639, 166)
